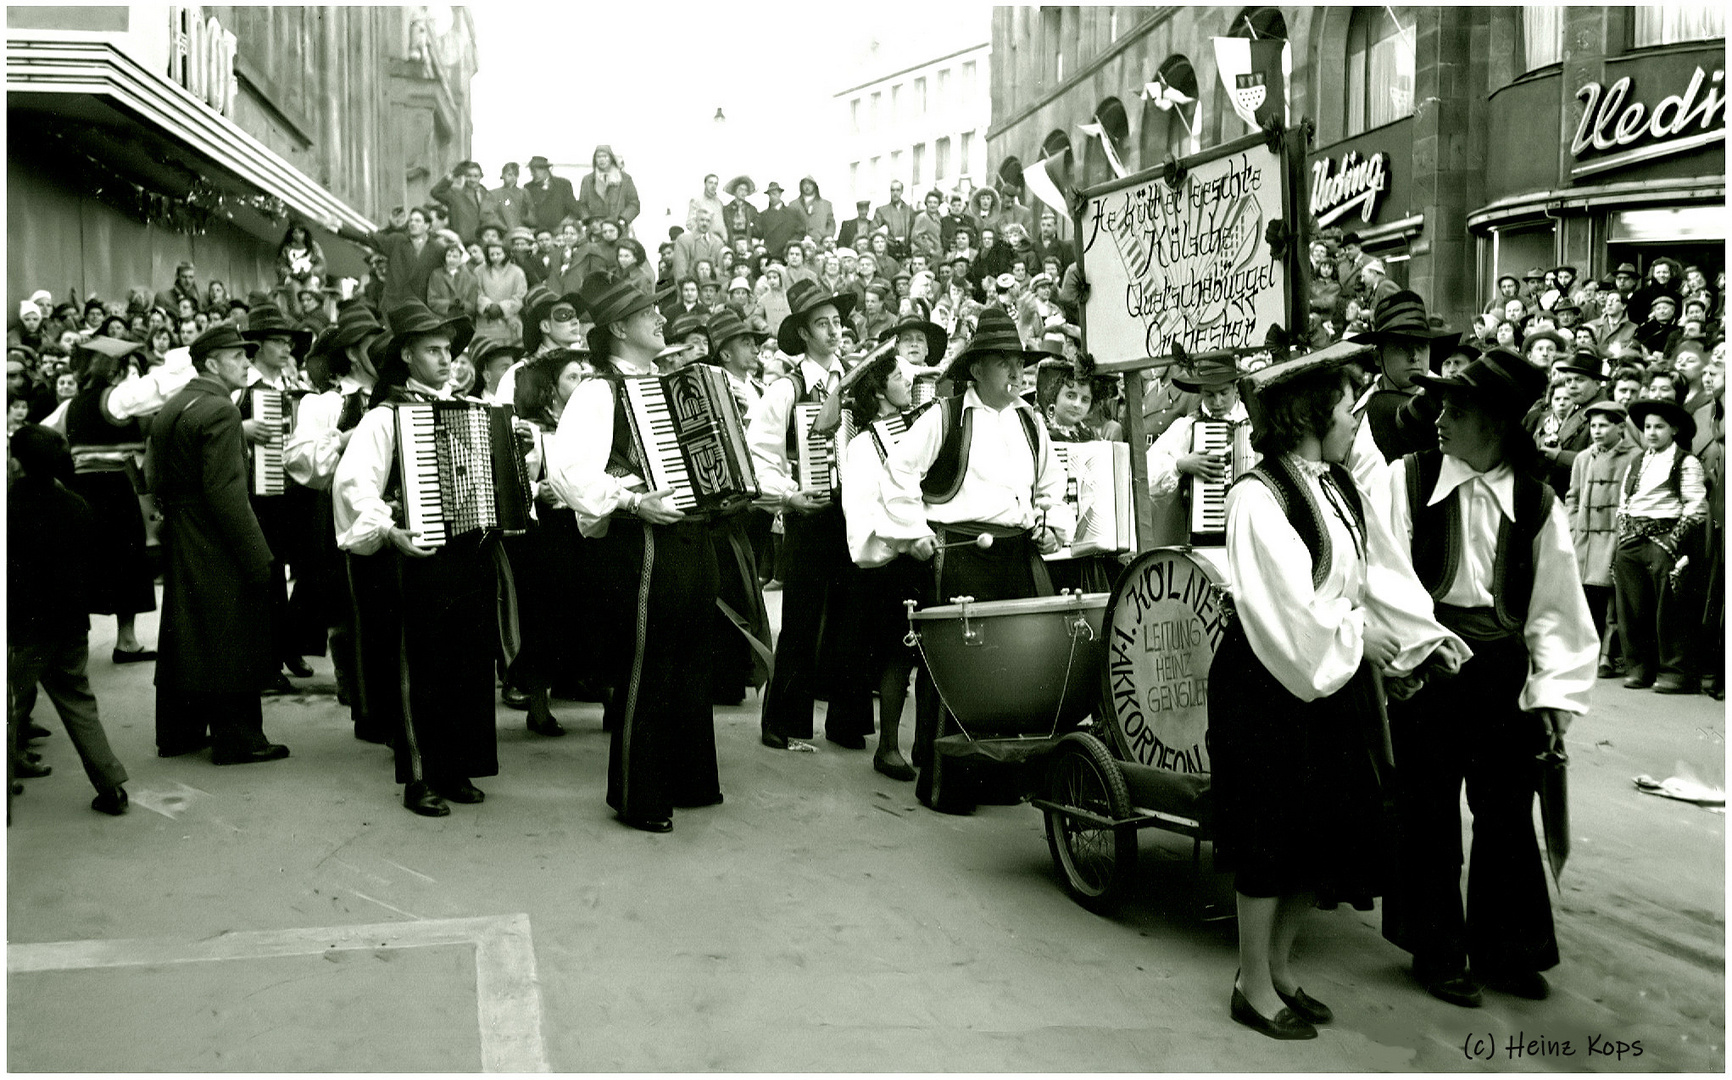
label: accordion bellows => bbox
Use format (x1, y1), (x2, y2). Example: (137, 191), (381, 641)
(394, 400), (534, 547)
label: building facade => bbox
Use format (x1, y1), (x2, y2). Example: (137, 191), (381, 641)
(988, 5), (1725, 332)
(834, 42), (993, 207)
(7, 4), (478, 313)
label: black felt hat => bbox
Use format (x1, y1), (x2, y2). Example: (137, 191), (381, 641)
(939, 307), (1051, 384)
(1412, 346), (1548, 417)
(1628, 397), (1696, 447)
(777, 279), (858, 355)
(382, 301), (474, 368)
(240, 303), (314, 360)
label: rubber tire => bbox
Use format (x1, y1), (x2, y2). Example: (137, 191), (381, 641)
(1044, 733), (1137, 913)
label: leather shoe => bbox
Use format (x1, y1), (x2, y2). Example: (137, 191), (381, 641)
(501, 685), (531, 710)
(1483, 969), (1549, 1000)
(404, 781), (450, 817)
(1416, 969), (1484, 1008)
(13, 758), (52, 779)
(1229, 986), (1316, 1040)
(1596, 661), (1619, 679)
(527, 714), (566, 737)
(112, 647), (158, 664)
(282, 656), (314, 678)
(1654, 674), (1700, 695)
(437, 780), (485, 804)
(23, 722), (52, 741)
(617, 813), (672, 833)
(262, 673), (296, 696)
(874, 756), (918, 781)
(1622, 672), (1655, 690)
(1276, 986), (1333, 1025)
(212, 744), (290, 766)
(91, 787), (129, 816)
(761, 732), (790, 750)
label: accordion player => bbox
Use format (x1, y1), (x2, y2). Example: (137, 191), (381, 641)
(393, 399), (534, 547)
(618, 365), (759, 517)
(1146, 359), (1256, 548)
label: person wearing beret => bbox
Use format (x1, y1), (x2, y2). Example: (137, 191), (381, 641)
(147, 326), (291, 765)
(1564, 400), (1641, 679)
(334, 302), (505, 818)
(1612, 397), (1708, 694)
(1381, 347), (1597, 1008)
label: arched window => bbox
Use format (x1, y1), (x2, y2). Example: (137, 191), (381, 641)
(1346, 6), (1415, 136)
(1080, 97), (1130, 186)
(1040, 129), (1075, 192)
(1228, 6), (1288, 42)
(1139, 54), (1200, 167)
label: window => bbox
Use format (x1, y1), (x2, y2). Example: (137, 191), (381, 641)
(892, 83), (902, 123)
(935, 136), (951, 182)
(870, 91), (881, 131)
(1633, 5), (1725, 47)
(1109, 10), (1118, 41)
(850, 97), (861, 135)
(938, 67), (952, 114)
(891, 148), (903, 183)
(913, 143), (925, 187)
(1043, 8), (1062, 85)
(1346, 6), (1415, 137)
(914, 76), (927, 116)
(871, 155), (881, 192)
(850, 161), (860, 195)
(962, 61), (976, 107)
(1521, 6), (1563, 70)
(960, 131), (975, 177)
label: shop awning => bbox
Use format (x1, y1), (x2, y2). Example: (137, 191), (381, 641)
(1608, 207), (1724, 244)
(6, 36), (375, 236)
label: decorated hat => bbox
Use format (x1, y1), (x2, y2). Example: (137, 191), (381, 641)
(1238, 340), (1372, 437)
(1412, 346), (1548, 417)
(471, 337), (528, 374)
(777, 279), (858, 355)
(706, 309), (770, 359)
(506, 226), (535, 246)
(187, 324), (260, 366)
(1170, 355), (1241, 392)
(240, 302), (314, 359)
(727, 175), (756, 197)
(1359, 290), (1455, 347)
(382, 300), (474, 370)
(940, 306), (1051, 383)
(1628, 396), (1696, 447)
(878, 314), (948, 363)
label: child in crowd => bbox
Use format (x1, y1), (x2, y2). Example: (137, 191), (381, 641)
(1566, 401), (1642, 677)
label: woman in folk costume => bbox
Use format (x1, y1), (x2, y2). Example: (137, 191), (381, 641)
(1208, 340), (1468, 1040)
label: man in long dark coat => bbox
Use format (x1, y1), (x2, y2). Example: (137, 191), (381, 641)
(147, 326), (290, 764)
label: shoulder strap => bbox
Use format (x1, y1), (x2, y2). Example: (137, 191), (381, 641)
(919, 396), (970, 504)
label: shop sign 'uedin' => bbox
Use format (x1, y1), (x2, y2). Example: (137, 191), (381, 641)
(1570, 65), (1725, 178)
(1076, 135), (1288, 372)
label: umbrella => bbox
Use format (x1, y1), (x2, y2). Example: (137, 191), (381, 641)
(725, 175), (756, 198)
(1536, 744), (1570, 884)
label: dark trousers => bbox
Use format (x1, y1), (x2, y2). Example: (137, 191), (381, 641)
(252, 493), (305, 664)
(1582, 583), (1617, 666)
(1613, 536), (1694, 679)
(155, 686), (271, 760)
(9, 637), (128, 790)
(1384, 629), (1559, 977)
(761, 507), (873, 741)
(593, 519), (721, 822)
(710, 516), (767, 702)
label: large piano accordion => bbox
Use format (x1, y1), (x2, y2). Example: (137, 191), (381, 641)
(394, 400), (533, 547)
(1047, 441), (1134, 560)
(620, 366), (758, 515)
(249, 388), (296, 496)
(1187, 418), (1256, 545)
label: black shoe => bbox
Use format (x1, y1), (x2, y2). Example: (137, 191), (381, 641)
(1415, 966), (1484, 1008)
(1707, 680), (1725, 701)
(112, 647), (158, 664)
(437, 780), (485, 805)
(1482, 969), (1549, 1000)
(282, 656), (314, 678)
(12, 758), (51, 779)
(262, 673), (296, 696)
(336, 686), (352, 706)
(527, 714), (567, 737)
(1229, 986), (1317, 1040)
(1622, 672), (1655, 690)
(825, 732), (867, 750)
(91, 787), (129, 816)
(23, 722), (51, 741)
(874, 755), (917, 782)
(212, 744), (290, 766)
(674, 793), (724, 808)
(1596, 661), (1619, 679)
(501, 685), (531, 710)
(1276, 986), (1333, 1025)
(617, 813), (672, 833)
(1654, 674), (1700, 695)
(404, 781), (450, 817)
(761, 732), (790, 750)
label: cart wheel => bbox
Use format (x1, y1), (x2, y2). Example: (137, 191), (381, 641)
(1044, 733), (1137, 913)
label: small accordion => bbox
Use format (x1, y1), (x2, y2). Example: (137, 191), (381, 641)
(249, 388), (297, 496)
(1188, 418), (1256, 545)
(1048, 441), (1134, 560)
(793, 401), (842, 497)
(394, 400), (533, 547)
(620, 365), (758, 516)
(909, 370), (942, 411)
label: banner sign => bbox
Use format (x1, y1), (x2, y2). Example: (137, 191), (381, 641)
(1570, 65), (1726, 179)
(1074, 132), (1291, 372)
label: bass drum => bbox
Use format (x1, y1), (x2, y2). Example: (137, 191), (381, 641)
(1094, 547), (1232, 778)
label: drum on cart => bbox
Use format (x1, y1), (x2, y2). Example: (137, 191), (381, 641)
(1038, 546), (1234, 912)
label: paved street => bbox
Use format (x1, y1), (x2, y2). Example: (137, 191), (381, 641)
(7, 593), (1725, 1072)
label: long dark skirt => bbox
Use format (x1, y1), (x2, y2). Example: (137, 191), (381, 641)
(506, 506), (600, 694)
(67, 470), (155, 616)
(1207, 622), (1390, 906)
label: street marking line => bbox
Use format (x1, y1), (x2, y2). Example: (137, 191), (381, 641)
(8, 913), (549, 1072)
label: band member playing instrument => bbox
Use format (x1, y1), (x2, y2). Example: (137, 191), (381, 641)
(1146, 356), (1252, 502)
(747, 279), (874, 752)
(148, 326), (293, 765)
(1381, 346), (1597, 1007)
(546, 274), (722, 833)
(334, 302), (502, 818)
(1210, 341), (1467, 1040)
(879, 308), (1074, 806)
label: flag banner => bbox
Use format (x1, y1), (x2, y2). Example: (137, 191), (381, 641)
(1079, 122), (1129, 179)
(1022, 154), (1070, 217)
(1213, 37), (1290, 129)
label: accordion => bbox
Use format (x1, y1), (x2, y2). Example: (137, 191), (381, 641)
(909, 369), (942, 411)
(249, 388), (297, 496)
(393, 400), (533, 547)
(1188, 418), (1256, 545)
(620, 365), (758, 516)
(793, 401), (842, 497)
(1047, 441), (1134, 560)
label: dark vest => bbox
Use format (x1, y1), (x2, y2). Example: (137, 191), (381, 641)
(65, 387), (142, 448)
(920, 393), (1042, 505)
(1622, 446), (1689, 507)
(778, 363), (825, 462)
(1231, 456), (1363, 591)
(1403, 449), (1550, 635)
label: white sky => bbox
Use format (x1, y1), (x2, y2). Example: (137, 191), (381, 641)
(467, 0), (991, 243)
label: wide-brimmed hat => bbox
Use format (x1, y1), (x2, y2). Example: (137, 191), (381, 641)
(1238, 340), (1372, 437)
(1552, 265), (1578, 278)
(75, 335), (145, 364)
(1359, 290), (1455, 347)
(707, 309), (770, 359)
(940, 307), (1051, 383)
(878, 314), (948, 362)
(1522, 329), (1570, 357)
(327, 299), (387, 351)
(1413, 346), (1548, 417)
(667, 310), (707, 343)
(471, 337), (527, 374)
(1434, 340), (1483, 373)
(726, 175), (756, 197)
(383, 301), (474, 369)
(777, 279), (858, 355)
(1553, 351), (1607, 380)
(579, 272), (657, 328)
(1628, 397), (1696, 446)
(241, 303), (314, 359)
(1524, 267), (1547, 281)
(188, 325), (260, 366)
(1171, 355), (1241, 392)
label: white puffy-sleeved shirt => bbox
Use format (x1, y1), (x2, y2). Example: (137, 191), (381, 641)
(1227, 456), (1469, 703)
(333, 378), (450, 555)
(284, 375), (371, 489)
(745, 356), (841, 505)
(1386, 453), (1597, 714)
(880, 386), (1074, 544)
(839, 422), (900, 568)
(105, 347), (195, 420)
(1146, 400), (1250, 498)
(544, 360), (657, 537)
